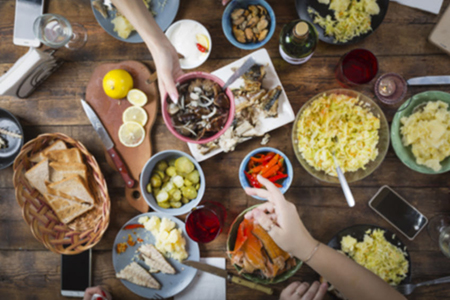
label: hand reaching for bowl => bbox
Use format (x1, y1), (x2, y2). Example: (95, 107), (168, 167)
(151, 39), (184, 104)
(111, 0), (183, 104)
(244, 175), (317, 260)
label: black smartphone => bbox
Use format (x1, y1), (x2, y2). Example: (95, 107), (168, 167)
(61, 249), (92, 297)
(369, 185), (428, 240)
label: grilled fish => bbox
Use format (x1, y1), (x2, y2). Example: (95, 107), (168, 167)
(116, 262), (161, 289)
(139, 244), (176, 275)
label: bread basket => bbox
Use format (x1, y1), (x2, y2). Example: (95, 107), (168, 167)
(13, 133), (111, 255)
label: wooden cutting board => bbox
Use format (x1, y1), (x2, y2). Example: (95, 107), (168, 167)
(85, 60), (158, 213)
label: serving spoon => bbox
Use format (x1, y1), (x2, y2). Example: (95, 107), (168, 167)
(332, 137), (355, 207)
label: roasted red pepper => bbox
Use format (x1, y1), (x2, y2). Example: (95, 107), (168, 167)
(196, 43), (208, 53)
(268, 173), (288, 182)
(246, 152), (287, 189)
(261, 164), (280, 178)
(124, 224), (144, 230)
(244, 171), (262, 188)
(249, 165), (264, 174)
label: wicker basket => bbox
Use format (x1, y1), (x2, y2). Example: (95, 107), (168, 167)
(13, 133), (111, 255)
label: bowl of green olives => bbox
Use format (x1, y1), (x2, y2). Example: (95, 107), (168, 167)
(140, 150), (205, 216)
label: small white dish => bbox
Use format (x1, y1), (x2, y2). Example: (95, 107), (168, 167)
(165, 19), (211, 70)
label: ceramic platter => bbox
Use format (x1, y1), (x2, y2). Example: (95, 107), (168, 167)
(112, 212), (200, 298)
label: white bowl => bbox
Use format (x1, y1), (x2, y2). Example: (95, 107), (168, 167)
(165, 19), (212, 70)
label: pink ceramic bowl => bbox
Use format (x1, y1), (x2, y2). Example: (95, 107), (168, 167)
(162, 72), (235, 144)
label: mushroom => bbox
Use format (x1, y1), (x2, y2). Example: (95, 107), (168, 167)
(168, 103), (180, 115)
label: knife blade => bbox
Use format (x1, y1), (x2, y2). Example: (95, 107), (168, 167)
(81, 99), (135, 188)
(407, 76), (450, 86)
(222, 57), (256, 90)
(183, 260), (273, 295)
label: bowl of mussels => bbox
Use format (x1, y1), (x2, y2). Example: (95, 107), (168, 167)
(163, 72), (235, 144)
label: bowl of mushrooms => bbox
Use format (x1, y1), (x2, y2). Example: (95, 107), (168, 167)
(222, 0), (276, 50)
(162, 72), (235, 144)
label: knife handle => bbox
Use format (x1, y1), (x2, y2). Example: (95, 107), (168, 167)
(107, 148), (135, 188)
(230, 275), (273, 295)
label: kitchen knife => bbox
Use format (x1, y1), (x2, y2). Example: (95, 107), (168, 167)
(222, 57), (256, 90)
(81, 99), (135, 188)
(407, 76), (450, 86)
(183, 260), (273, 295)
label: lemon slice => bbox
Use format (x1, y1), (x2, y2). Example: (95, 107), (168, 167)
(127, 89), (148, 107)
(196, 34), (210, 51)
(122, 106), (148, 126)
(118, 122), (145, 147)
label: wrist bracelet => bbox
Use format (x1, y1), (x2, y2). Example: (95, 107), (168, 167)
(304, 242), (321, 263)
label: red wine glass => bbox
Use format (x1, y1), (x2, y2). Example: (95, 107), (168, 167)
(335, 49), (378, 88)
(185, 201), (226, 243)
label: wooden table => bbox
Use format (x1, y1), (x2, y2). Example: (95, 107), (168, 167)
(1, 0), (450, 299)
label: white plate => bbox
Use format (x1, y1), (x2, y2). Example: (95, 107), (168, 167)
(112, 212), (200, 299)
(187, 48), (296, 162)
(165, 20), (211, 70)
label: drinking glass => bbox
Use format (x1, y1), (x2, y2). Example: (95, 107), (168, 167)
(185, 201), (226, 243)
(33, 13), (87, 50)
(335, 49), (378, 88)
(427, 215), (450, 258)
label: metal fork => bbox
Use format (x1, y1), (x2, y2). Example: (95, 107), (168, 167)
(152, 294), (164, 300)
(396, 276), (450, 295)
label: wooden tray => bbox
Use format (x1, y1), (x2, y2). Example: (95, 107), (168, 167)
(85, 61), (158, 213)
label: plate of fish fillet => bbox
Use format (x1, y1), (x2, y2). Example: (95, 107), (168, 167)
(113, 212), (200, 299)
(187, 48), (296, 162)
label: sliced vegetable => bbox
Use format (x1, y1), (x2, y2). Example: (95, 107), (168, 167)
(124, 224), (144, 230)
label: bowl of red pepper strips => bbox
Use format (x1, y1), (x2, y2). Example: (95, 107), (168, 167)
(239, 147), (293, 200)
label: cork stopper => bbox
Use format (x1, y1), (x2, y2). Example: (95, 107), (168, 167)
(294, 22), (309, 38)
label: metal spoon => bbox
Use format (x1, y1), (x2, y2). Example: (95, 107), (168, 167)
(396, 276), (450, 295)
(332, 137), (355, 207)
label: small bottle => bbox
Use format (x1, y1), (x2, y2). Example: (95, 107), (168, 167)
(279, 20), (319, 65)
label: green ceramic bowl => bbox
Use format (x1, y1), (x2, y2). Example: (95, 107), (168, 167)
(391, 91), (450, 174)
(226, 204), (302, 285)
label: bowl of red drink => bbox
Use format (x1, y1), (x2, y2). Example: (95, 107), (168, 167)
(239, 147), (293, 200)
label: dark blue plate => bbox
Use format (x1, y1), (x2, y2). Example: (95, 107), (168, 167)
(295, 0), (389, 45)
(91, 0), (180, 43)
(0, 108), (24, 170)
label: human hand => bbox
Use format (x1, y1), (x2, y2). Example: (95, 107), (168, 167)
(244, 175), (317, 260)
(280, 281), (328, 300)
(83, 286), (112, 300)
(150, 39), (184, 105)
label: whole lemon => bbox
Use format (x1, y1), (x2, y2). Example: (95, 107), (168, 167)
(103, 69), (134, 99)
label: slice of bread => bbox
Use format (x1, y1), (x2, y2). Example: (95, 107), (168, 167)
(24, 159), (50, 196)
(45, 193), (93, 224)
(45, 148), (83, 164)
(49, 162), (87, 182)
(48, 175), (95, 205)
(29, 140), (67, 163)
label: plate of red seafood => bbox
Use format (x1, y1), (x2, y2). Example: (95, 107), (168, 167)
(227, 204), (302, 284)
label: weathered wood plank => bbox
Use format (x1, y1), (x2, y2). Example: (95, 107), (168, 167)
(1, 1), (450, 64)
(0, 249), (449, 300)
(1, 186), (449, 251)
(1, 55), (450, 126)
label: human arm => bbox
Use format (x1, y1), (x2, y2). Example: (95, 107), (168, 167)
(110, 0), (183, 103)
(245, 175), (406, 300)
